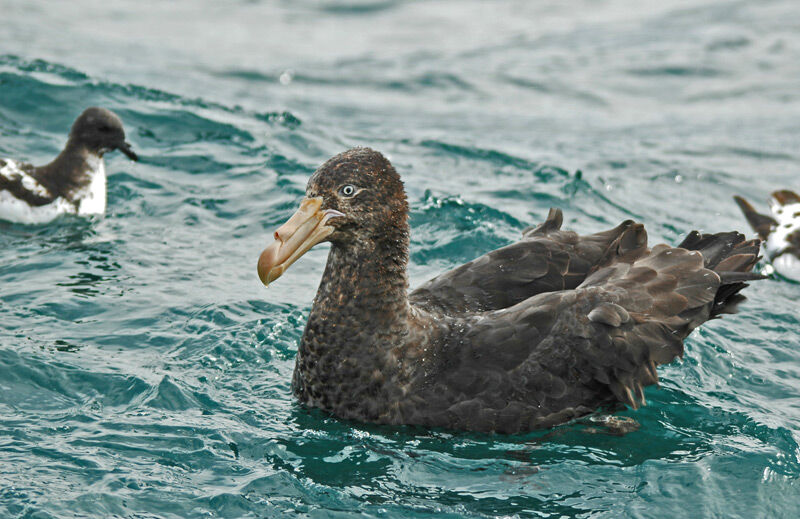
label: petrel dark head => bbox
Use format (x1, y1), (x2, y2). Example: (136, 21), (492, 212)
(308, 147), (408, 242)
(69, 107), (138, 161)
(257, 147), (409, 285)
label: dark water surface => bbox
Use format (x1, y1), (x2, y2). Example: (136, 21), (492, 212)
(1, 1), (799, 517)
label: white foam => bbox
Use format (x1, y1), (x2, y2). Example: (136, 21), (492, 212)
(772, 253), (800, 281)
(760, 196), (800, 281)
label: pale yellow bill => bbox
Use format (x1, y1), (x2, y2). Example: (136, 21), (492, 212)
(257, 197), (343, 286)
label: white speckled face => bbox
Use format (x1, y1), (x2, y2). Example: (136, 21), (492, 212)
(766, 196), (800, 281)
(767, 197), (800, 256)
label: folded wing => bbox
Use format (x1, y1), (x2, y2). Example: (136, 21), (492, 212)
(410, 208), (648, 315)
(413, 230), (761, 433)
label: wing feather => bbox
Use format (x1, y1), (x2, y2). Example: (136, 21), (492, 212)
(411, 208), (648, 314)
(416, 230), (760, 430)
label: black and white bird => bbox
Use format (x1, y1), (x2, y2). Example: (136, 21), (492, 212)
(0, 107), (137, 224)
(734, 191), (800, 281)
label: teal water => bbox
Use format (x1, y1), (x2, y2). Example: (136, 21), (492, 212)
(1, 1), (800, 517)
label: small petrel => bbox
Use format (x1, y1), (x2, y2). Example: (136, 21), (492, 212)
(0, 107), (137, 224)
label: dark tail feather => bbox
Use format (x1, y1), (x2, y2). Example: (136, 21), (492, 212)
(678, 230), (764, 318)
(522, 208), (563, 236)
(603, 221), (648, 259)
(733, 195), (776, 241)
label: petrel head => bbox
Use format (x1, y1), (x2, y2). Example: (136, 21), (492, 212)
(69, 107), (138, 161)
(257, 147), (409, 286)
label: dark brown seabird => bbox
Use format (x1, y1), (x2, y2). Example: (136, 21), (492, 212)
(258, 148), (763, 434)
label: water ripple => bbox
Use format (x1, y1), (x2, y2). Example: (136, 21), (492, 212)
(2, 1), (800, 517)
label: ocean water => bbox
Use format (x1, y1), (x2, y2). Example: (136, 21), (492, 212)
(1, 0), (799, 517)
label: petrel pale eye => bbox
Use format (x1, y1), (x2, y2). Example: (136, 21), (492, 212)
(339, 185), (356, 197)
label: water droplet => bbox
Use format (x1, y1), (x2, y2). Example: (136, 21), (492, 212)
(279, 69), (295, 85)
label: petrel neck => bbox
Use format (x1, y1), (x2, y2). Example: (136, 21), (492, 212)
(36, 141), (102, 196)
(293, 223), (412, 418)
(318, 228), (410, 324)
